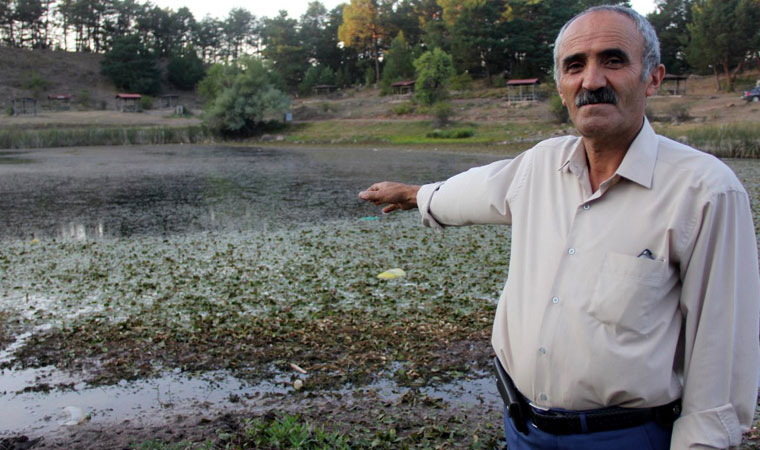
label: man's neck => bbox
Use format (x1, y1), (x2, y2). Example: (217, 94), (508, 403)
(581, 121), (643, 193)
(583, 141), (627, 193)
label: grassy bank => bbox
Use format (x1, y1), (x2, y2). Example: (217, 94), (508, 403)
(0, 125), (209, 149)
(281, 120), (559, 151)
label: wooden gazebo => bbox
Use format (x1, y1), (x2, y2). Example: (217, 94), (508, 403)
(160, 95), (180, 109)
(116, 93), (141, 112)
(12, 97), (38, 115)
(661, 74), (687, 96)
(506, 78), (540, 102)
(391, 80), (416, 96)
(47, 94), (71, 111)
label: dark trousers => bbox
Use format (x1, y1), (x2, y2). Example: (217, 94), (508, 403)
(504, 407), (672, 450)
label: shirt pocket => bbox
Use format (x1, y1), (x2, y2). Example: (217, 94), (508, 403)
(588, 251), (671, 334)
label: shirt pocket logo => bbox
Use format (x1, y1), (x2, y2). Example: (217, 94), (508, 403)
(587, 252), (674, 334)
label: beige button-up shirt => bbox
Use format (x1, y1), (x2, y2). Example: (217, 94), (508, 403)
(417, 119), (760, 449)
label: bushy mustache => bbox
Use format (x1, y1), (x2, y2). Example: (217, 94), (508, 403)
(575, 87), (618, 107)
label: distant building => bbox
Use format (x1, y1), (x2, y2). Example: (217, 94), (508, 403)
(160, 95), (180, 109)
(391, 80), (416, 96)
(115, 93), (141, 112)
(661, 74), (687, 96)
(506, 78), (540, 102)
(47, 94), (71, 111)
(12, 97), (38, 116)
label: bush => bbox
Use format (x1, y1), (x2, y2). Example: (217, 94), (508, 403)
(449, 72), (473, 92)
(139, 96), (153, 111)
(429, 101), (454, 127)
(23, 71), (51, 99)
(200, 57), (291, 138)
(391, 102), (416, 115)
(549, 94), (569, 123)
(426, 128), (474, 139)
(667, 103), (691, 122)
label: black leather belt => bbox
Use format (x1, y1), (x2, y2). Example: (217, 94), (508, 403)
(493, 356), (681, 435)
(526, 399), (682, 435)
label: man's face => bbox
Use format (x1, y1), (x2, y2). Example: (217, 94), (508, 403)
(556, 11), (661, 142)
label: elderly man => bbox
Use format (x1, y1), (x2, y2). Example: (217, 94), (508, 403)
(359, 5), (759, 449)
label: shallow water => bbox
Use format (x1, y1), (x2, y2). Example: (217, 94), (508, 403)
(0, 145), (503, 241)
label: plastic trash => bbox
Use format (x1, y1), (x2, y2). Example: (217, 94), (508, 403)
(61, 406), (88, 426)
(377, 268), (406, 280)
(293, 379), (304, 391)
(359, 216), (379, 221)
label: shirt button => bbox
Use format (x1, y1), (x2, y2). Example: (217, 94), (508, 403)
(539, 347), (547, 355)
(540, 393), (548, 401)
(568, 248), (576, 255)
(583, 204), (590, 210)
(551, 297), (559, 304)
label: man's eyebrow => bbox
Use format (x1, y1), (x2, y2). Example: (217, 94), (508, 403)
(561, 53), (585, 69)
(599, 48), (630, 61)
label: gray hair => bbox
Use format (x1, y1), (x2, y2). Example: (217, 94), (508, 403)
(552, 5), (660, 84)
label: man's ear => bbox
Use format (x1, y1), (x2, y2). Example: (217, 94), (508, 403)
(557, 86), (567, 106)
(645, 64), (666, 97)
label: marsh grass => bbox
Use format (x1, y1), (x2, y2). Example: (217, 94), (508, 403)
(0, 126), (209, 149)
(664, 124), (760, 158)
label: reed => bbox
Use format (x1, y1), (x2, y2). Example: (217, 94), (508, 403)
(671, 124), (760, 158)
(0, 126), (210, 149)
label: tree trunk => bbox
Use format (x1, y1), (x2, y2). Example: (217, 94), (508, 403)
(722, 58), (733, 92)
(755, 50), (760, 72)
(713, 65), (721, 91)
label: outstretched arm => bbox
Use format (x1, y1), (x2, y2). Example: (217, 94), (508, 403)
(358, 181), (421, 213)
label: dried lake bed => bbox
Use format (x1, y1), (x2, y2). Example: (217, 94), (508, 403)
(0, 145), (511, 448)
(1, 145), (759, 448)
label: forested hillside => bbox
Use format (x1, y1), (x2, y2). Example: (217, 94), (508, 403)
(0, 0), (758, 100)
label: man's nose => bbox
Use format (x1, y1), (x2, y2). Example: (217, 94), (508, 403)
(581, 62), (607, 91)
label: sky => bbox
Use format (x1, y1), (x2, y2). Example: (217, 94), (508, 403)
(150, 0), (658, 22)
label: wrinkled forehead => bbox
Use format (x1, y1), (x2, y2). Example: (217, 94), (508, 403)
(558, 10), (644, 62)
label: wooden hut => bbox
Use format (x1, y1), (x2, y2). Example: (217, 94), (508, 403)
(506, 78), (540, 102)
(47, 94), (71, 111)
(661, 74), (687, 96)
(115, 93), (141, 112)
(391, 80), (416, 96)
(12, 97), (38, 115)
(160, 95), (180, 109)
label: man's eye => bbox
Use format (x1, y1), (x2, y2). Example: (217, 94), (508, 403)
(566, 63), (582, 72)
(606, 58), (624, 67)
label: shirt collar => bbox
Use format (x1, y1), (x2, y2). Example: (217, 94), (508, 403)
(558, 117), (659, 189)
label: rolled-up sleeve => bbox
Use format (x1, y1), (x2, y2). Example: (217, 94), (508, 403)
(417, 153), (529, 229)
(672, 189), (760, 449)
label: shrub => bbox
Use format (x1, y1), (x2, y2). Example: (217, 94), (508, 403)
(667, 103), (691, 122)
(200, 57), (291, 138)
(449, 72), (473, 92)
(139, 96), (153, 111)
(391, 102), (416, 115)
(429, 101), (454, 127)
(549, 94), (569, 123)
(426, 128), (474, 139)
(23, 71), (51, 99)
(414, 48), (455, 106)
